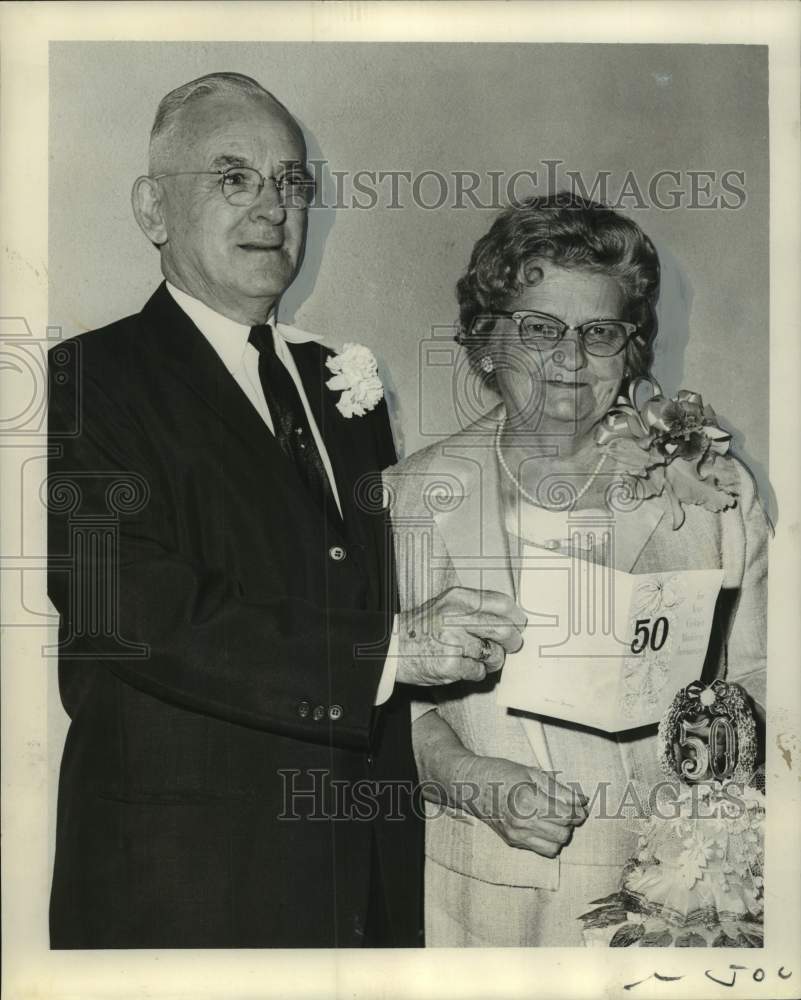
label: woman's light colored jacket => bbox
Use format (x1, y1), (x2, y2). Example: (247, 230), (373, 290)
(384, 405), (768, 890)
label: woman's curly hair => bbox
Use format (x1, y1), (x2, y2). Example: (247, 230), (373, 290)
(456, 191), (661, 387)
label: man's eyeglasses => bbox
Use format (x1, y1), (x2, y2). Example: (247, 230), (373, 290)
(469, 310), (637, 357)
(152, 165), (315, 209)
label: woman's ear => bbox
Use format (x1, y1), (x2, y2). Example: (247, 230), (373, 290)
(520, 258), (544, 287)
(131, 176), (168, 248)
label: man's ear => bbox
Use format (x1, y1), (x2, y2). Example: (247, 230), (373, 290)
(132, 176), (168, 248)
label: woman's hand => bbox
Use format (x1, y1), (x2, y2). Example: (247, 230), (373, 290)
(413, 711), (588, 860)
(456, 754), (589, 858)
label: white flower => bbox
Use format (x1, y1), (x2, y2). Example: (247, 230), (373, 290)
(325, 343), (384, 418)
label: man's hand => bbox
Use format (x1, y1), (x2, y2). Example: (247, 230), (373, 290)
(457, 755), (588, 859)
(396, 587), (526, 686)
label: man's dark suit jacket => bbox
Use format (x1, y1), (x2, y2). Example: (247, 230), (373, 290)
(47, 283), (422, 948)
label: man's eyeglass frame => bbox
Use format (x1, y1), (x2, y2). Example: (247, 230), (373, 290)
(151, 165), (315, 208)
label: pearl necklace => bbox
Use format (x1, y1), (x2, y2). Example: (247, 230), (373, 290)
(494, 415), (608, 510)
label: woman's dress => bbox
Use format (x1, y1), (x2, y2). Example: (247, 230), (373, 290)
(386, 407), (768, 948)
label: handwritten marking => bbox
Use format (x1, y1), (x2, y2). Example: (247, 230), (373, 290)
(705, 964), (747, 987)
(624, 972), (684, 990)
(626, 965), (793, 991)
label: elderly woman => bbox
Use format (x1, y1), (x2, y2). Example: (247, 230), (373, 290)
(385, 192), (768, 947)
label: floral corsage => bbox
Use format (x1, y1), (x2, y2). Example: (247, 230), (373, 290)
(596, 378), (739, 529)
(325, 343), (384, 418)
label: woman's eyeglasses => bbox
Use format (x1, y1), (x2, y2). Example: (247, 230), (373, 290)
(469, 310), (637, 357)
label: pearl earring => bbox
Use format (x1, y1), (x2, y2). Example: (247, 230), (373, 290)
(480, 355), (495, 373)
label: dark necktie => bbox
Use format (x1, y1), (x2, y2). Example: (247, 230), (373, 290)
(248, 324), (337, 517)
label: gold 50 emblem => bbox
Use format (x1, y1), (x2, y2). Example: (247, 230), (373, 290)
(657, 680), (758, 785)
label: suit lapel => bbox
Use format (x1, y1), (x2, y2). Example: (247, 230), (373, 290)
(289, 342), (355, 531)
(430, 416), (515, 599)
(288, 338), (390, 601)
(140, 285), (348, 542)
(290, 340), (373, 541)
(141, 284), (275, 462)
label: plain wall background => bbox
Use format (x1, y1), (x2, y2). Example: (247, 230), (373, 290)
(50, 41), (769, 491)
(47, 39), (770, 867)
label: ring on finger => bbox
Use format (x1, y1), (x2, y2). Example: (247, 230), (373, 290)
(478, 637), (493, 662)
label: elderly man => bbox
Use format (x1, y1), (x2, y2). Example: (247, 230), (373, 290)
(47, 72), (525, 948)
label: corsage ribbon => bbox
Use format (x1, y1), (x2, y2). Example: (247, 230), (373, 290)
(596, 378), (739, 529)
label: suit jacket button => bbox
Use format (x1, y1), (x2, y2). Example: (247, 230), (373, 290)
(328, 704), (343, 721)
(366, 754), (375, 766)
(312, 705), (325, 721)
(329, 545), (346, 562)
(298, 700), (311, 718)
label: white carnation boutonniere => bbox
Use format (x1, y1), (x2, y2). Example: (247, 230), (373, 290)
(325, 342), (384, 418)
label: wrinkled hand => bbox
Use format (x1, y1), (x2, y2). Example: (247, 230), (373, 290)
(456, 754), (588, 858)
(396, 587), (526, 686)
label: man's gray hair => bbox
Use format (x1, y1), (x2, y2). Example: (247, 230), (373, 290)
(149, 72), (296, 172)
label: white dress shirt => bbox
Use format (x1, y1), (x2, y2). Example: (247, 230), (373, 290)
(166, 282), (397, 704)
